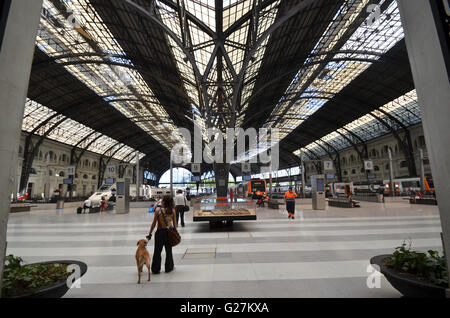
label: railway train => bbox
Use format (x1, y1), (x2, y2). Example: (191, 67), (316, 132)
(89, 183), (177, 206)
(234, 179), (268, 198)
(383, 176), (435, 196)
(88, 182), (117, 207)
(129, 184), (172, 200)
(330, 177), (435, 196)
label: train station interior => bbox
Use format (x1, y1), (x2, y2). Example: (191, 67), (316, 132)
(0, 0), (449, 300)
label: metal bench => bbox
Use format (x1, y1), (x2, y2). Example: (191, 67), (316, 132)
(10, 203), (32, 213)
(409, 198), (437, 205)
(328, 198), (360, 208)
(268, 200), (282, 209)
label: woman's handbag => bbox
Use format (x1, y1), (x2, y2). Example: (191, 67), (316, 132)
(183, 198), (190, 212)
(160, 210), (181, 247)
(167, 227), (181, 247)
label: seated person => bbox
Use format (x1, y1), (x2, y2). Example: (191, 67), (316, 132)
(83, 198), (91, 213)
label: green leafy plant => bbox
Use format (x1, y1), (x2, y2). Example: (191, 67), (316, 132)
(2, 255), (72, 298)
(385, 240), (448, 287)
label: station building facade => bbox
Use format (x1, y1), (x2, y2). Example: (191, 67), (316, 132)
(15, 132), (135, 201)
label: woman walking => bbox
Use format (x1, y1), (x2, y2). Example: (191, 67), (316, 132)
(284, 187), (297, 219)
(147, 195), (177, 274)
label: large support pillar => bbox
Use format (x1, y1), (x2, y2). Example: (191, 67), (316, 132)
(419, 148), (425, 193)
(214, 163), (230, 201)
(388, 148), (395, 196)
(398, 0), (450, 295)
(0, 0), (43, 296)
(135, 152), (140, 201)
(300, 151), (306, 198)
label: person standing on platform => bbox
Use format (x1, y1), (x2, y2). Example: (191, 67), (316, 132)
(284, 187), (297, 219)
(147, 195), (177, 274)
(174, 190), (187, 227)
(100, 196), (107, 213)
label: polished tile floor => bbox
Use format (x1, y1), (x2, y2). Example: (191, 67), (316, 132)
(6, 197), (442, 298)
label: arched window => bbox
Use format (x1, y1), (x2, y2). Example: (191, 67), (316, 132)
(374, 166), (380, 172)
(59, 171), (65, 177)
(385, 164), (390, 170)
(351, 169), (356, 175)
(343, 170), (348, 176)
(92, 175), (97, 180)
(83, 174), (89, 179)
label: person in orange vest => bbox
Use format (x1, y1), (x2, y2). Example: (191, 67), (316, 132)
(284, 187), (297, 219)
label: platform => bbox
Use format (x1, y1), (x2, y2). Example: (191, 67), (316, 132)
(5, 198), (443, 298)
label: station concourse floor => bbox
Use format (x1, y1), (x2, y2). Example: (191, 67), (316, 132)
(6, 197), (442, 298)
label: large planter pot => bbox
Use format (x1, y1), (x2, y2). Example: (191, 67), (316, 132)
(8, 260), (88, 299)
(370, 255), (446, 298)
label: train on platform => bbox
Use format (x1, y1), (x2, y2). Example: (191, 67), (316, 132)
(88, 183), (176, 206)
(328, 176), (435, 197)
(234, 179), (267, 198)
(382, 176), (435, 196)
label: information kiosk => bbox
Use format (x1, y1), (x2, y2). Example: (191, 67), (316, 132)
(311, 175), (326, 210)
(115, 178), (130, 214)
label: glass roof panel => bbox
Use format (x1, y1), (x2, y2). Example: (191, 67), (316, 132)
(294, 90), (421, 158)
(37, 0), (183, 150)
(23, 99), (145, 162)
(266, 0), (405, 140)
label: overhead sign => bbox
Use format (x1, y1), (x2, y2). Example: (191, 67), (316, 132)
(66, 166), (75, 176)
(191, 163), (201, 173)
(105, 165), (116, 176)
(323, 161), (334, 171)
(242, 162), (251, 173)
(364, 160), (374, 171)
(63, 179), (73, 185)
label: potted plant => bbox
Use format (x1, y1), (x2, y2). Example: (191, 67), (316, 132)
(370, 241), (448, 298)
(2, 255), (87, 298)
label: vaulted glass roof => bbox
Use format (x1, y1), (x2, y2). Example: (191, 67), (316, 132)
(294, 90), (420, 159)
(26, 0), (416, 173)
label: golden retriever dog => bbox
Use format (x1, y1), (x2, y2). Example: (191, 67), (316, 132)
(136, 239), (151, 284)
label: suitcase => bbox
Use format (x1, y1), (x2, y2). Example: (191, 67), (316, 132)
(77, 207), (83, 214)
